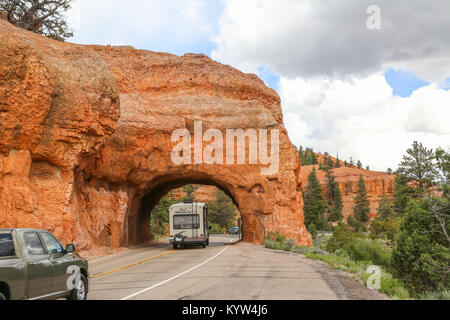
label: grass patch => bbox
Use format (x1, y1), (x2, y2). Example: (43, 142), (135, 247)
(303, 249), (410, 299)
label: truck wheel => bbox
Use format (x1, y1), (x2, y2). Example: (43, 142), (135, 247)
(173, 243), (177, 249)
(202, 243), (206, 248)
(206, 238), (209, 246)
(68, 274), (88, 300)
(0, 292), (7, 300)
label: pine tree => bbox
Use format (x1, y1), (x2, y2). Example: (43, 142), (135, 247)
(335, 159), (341, 168)
(393, 175), (418, 214)
(326, 157), (334, 170)
(349, 157), (354, 167)
(324, 167), (337, 205)
(387, 168), (392, 175)
(329, 186), (344, 222)
(347, 215), (367, 232)
(397, 141), (437, 191)
(353, 175), (370, 222)
(357, 160), (362, 169)
(298, 146), (319, 166)
(302, 169), (327, 230)
(307, 223), (318, 238)
(377, 193), (393, 220)
(311, 152), (318, 165)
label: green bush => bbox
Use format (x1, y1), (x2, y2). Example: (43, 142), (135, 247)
(264, 234), (298, 252)
(263, 240), (279, 250)
(343, 238), (391, 269)
(334, 249), (348, 257)
(379, 274), (410, 299)
(392, 199), (450, 294)
(369, 217), (401, 245)
(208, 222), (224, 234)
(419, 290), (450, 300)
(307, 223), (318, 237)
(347, 215), (367, 232)
(326, 224), (360, 252)
(275, 232), (286, 243)
(292, 246), (312, 254)
(265, 231), (286, 242)
(282, 239), (296, 251)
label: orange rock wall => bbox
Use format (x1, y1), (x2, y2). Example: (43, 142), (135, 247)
(300, 166), (395, 222)
(0, 20), (311, 249)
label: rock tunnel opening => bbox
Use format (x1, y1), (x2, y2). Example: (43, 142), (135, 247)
(129, 178), (241, 246)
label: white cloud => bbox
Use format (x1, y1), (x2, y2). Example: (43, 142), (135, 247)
(212, 0), (450, 83)
(65, 1), (450, 171)
(280, 74), (450, 171)
(211, 0), (450, 170)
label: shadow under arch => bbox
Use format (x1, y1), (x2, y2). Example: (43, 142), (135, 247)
(128, 175), (241, 245)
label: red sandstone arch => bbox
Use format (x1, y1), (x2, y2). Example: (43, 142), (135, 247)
(0, 19), (312, 250)
(132, 178), (240, 245)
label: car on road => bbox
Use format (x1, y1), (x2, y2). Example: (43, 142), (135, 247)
(229, 227), (240, 235)
(0, 229), (89, 300)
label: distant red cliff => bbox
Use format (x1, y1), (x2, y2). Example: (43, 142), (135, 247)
(300, 165), (395, 222)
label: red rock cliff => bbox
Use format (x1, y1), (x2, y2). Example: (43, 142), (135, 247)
(0, 20), (311, 249)
(300, 165), (395, 222)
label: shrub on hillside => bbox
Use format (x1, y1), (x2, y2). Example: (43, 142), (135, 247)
(283, 239), (296, 251)
(392, 199), (450, 294)
(369, 217), (401, 245)
(343, 238), (391, 268)
(326, 224), (361, 253)
(307, 223), (318, 238)
(347, 215), (367, 232)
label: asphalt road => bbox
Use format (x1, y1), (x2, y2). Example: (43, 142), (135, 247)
(87, 235), (387, 300)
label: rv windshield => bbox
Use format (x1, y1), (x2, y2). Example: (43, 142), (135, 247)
(173, 215), (200, 229)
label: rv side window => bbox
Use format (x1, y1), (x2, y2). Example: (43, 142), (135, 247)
(173, 215), (200, 229)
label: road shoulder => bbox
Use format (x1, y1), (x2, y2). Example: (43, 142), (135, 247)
(267, 248), (390, 300)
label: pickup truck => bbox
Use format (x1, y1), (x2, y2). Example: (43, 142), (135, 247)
(0, 229), (89, 300)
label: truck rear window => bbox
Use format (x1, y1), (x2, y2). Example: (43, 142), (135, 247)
(0, 233), (15, 257)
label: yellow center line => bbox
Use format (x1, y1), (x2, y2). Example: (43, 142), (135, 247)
(90, 249), (175, 279)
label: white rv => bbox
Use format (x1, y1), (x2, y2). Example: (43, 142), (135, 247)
(169, 200), (210, 249)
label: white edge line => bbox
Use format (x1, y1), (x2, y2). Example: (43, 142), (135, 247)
(120, 245), (229, 300)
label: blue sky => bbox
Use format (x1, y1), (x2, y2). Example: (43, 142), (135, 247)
(384, 69), (430, 98)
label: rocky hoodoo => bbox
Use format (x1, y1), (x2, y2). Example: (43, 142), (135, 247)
(0, 20), (311, 250)
(300, 165), (395, 222)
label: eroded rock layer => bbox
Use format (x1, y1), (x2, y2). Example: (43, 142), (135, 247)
(0, 20), (311, 249)
(301, 165), (395, 222)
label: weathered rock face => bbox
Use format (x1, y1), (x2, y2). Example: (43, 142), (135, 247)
(0, 20), (311, 250)
(0, 19), (120, 245)
(300, 165), (395, 222)
(171, 185), (219, 203)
